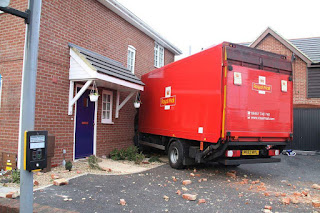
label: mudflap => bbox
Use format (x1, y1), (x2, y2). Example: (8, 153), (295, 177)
(183, 157), (196, 166)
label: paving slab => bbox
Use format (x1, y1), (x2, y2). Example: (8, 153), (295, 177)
(0, 186), (19, 198)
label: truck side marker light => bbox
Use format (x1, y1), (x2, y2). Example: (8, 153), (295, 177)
(234, 72), (242, 85)
(200, 142), (204, 151)
(281, 80), (287, 92)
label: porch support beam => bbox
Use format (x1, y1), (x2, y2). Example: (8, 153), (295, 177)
(68, 81), (74, 115)
(68, 80), (92, 115)
(115, 91), (135, 118)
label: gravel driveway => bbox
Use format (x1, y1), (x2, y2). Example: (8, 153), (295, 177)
(34, 154), (320, 213)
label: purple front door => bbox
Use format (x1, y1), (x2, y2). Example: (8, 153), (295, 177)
(75, 89), (95, 159)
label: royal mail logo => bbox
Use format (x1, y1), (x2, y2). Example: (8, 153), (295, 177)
(252, 76), (272, 94)
(252, 83), (272, 92)
(160, 96), (176, 107)
(161, 86), (176, 110)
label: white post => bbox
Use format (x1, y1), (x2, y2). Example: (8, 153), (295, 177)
(115, 90), (120, 118)
(115, 91), (135, 118)
(68, 81), (74, 115)
(69, 80), (92, 107)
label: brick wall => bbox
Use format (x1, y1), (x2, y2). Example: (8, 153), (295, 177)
(255, 34), (320, 107)
(0, 0), (28, 155)
(0, 0), (175, 166)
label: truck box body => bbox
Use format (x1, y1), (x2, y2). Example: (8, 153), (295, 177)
(138, 42), (292, 167)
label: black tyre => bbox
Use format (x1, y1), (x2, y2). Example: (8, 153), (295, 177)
(168, 140), (185, 169)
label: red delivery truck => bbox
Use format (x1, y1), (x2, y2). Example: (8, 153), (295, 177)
(135, 42), (293, 169)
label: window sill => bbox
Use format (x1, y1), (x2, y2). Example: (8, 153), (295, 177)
(101, 121), (114, 125)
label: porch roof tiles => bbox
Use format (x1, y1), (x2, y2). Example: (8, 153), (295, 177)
(68, 43), (144, 86)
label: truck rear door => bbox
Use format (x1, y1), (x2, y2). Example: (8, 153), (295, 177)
(225, 65), (293, 139)
(224, 44), (293, 141)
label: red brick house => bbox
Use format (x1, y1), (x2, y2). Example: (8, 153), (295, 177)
(0, 0), (181, 167)
(243, 27), (320, 150)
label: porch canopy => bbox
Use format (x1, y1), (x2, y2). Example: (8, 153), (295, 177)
(68, 43), (144, 117)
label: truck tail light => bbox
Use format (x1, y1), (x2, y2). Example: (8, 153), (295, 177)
(268, 149), (280, 156)
(225, 150), (241, 157)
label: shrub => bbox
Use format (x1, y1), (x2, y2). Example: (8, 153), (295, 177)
(148, 156), (161, 163)
(65, 161), (72, 171)
(88, 155), (103, 170)
(110, 146), (145, 164)
(126, 146), (139, 161)
(134, 152), (145, 164)
(110, 148), (126, 160)
(12, 170), (20, 184)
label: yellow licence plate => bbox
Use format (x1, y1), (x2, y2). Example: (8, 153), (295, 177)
(242, 150), (259, 155)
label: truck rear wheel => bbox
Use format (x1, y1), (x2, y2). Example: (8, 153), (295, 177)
(168, 140), (185, 169)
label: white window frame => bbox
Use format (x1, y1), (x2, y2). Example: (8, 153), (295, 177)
(0, 74), (2, 109)
(101, 90), (113, 124)
(127, 45), (136, 74)
(154, 42), (164, 68)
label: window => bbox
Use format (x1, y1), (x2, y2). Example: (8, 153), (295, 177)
(101, 90), (113, 124)
(127, 45), (136, 73)
(154, 43), (164, 68)
(0, 74), (2, 108)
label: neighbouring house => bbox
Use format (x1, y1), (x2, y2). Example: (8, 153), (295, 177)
(242, 27), (320, 151)
(0, 0), (181, 168)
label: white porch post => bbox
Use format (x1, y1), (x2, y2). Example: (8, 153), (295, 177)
(68, 81), (74, 115)
(115, 90), (120, 118)
(115, 91), (135, 118)
(68, 80), (92, 115)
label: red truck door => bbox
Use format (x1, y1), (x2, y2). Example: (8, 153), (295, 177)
(225, 65), (293, 140)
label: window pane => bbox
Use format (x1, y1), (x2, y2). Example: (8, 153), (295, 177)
(154, 44), (159, 67)
(103, 94), (106, 102)
(127, 47), (135, 73)
(102, 90), (113, 123)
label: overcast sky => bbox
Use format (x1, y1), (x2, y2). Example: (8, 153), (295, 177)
(116, 0), (320, 60)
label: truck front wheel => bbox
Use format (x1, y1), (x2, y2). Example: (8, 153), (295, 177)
(168, 140), (185, 169)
